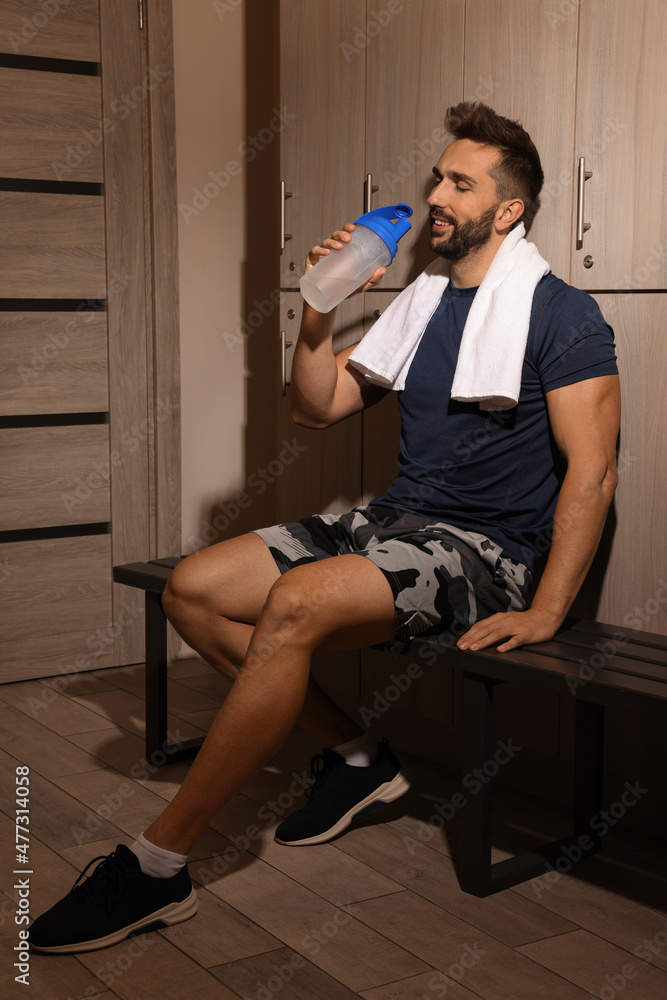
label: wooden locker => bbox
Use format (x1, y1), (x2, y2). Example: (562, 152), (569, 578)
(463, 0), (579, 281)
(365, 0), (465, 288)
(573, 0), (667, 289)
(279, 0), (366, 288)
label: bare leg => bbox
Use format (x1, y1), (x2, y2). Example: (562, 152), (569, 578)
(146, 554), (398, 855)
(162, 533), (280, 679)
(162, 533), (367, 747)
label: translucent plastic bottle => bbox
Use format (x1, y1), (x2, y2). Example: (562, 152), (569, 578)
(299, 204), (413, 313)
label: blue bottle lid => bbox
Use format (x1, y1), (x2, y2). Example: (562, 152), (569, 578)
(353, 204), (413, 261)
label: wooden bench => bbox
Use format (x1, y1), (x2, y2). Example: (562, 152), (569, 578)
(113, 557), (667, 897)
(413, 623), (667, 896)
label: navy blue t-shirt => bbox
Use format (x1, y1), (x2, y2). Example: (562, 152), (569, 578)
(370, 273), (618, 571)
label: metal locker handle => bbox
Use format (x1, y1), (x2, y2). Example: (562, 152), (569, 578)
(281, 181), (293, 251)
(576, 157), (592, 250)
(364, 173), (380, 214)
(281, 330), (293, 395)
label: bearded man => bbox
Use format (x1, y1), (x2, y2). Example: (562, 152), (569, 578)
(30, 102), (620, 954)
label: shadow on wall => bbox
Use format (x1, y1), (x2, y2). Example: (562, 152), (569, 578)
(193, 1), (282, 551)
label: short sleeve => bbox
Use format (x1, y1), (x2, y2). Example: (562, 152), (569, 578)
(529, 280), (618, 394)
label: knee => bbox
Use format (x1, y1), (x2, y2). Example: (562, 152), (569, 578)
(260, 573), (322, 642)
(162, 555), (206, 620)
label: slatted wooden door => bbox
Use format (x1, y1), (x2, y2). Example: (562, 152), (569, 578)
(0, 1), (179, 682)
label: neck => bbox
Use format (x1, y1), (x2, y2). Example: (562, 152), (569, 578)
(448, 229), (512, 288)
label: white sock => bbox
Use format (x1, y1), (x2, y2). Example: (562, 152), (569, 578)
(332, 734), (378, 767)
(130, 833), (188, 879)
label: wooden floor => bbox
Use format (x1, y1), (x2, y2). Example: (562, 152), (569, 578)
(2, 656), (667, 1000)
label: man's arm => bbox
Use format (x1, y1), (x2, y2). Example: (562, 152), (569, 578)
(290, 225), (389, 428)
(457, 373), (621, 652)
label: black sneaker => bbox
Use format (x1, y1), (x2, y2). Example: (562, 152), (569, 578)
(28, 843), (197, 954)
(274, 739), (410, 846)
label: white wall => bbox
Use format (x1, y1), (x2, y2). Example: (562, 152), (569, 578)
(172, 0), (247, 553)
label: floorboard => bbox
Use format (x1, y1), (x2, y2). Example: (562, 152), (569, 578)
(517, 927), (667, 998)
(1, 656), (666, 999)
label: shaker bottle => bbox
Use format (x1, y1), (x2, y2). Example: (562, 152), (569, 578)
(299, 204), (413, 313)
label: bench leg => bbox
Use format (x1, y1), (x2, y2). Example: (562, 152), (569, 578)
(459, 671), (604, 896)
(574, 699), (605, 849)
(460, 672), (497, 896)
(144, 591), (203, 766)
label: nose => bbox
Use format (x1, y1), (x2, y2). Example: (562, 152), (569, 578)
(428, 179), (448, 210)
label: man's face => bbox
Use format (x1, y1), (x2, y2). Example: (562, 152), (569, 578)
(427, 139), (503, 262)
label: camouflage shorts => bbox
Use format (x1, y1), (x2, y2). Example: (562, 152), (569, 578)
(253, 504), (532, 653)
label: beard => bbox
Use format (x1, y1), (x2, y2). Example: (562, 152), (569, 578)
(431, 202), (500, 262)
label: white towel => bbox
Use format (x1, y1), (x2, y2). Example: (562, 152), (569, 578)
(348, 222), (550, 410)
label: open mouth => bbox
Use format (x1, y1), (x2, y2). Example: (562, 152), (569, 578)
(431, 215), (454, 232)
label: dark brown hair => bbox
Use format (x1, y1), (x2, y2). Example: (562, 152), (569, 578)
(444, 102), (544, 224)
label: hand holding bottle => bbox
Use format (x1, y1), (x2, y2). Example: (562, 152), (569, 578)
(303, 224), (385, 289)
(300, 205), (413, 313)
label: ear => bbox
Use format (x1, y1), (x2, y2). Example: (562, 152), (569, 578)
(496, 198), (525, 233)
